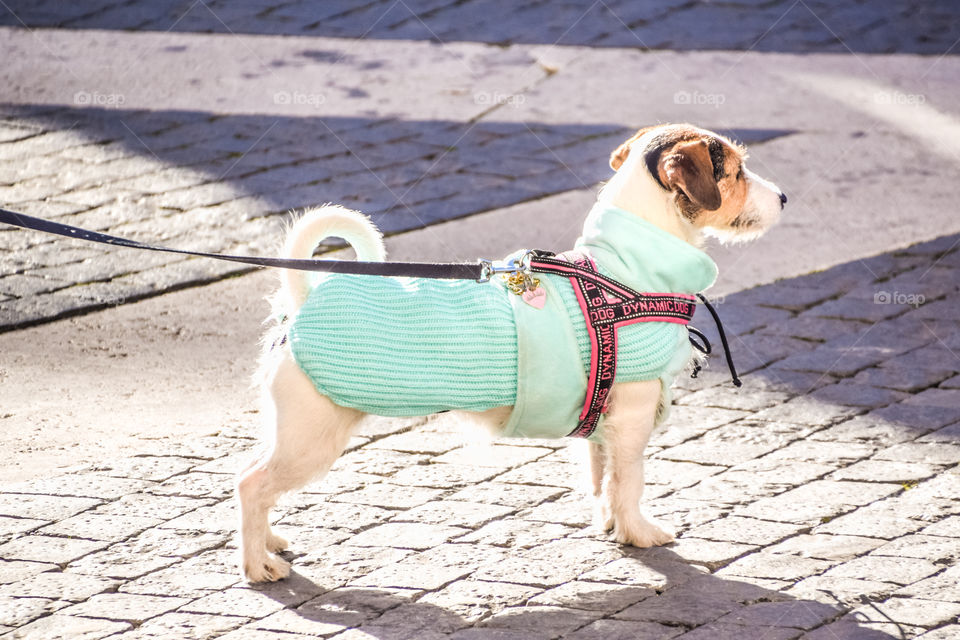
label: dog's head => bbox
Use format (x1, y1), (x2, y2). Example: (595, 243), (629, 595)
(609, 124), (785, 243)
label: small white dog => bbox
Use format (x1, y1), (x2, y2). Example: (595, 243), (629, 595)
(238, 123), (786, 582)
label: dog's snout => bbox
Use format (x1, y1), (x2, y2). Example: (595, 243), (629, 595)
(779, 192), (788, 207)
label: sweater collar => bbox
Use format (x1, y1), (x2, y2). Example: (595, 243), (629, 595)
(574, 203), (718, 294)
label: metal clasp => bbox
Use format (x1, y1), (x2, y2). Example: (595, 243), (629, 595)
(477, 250), (534, 283)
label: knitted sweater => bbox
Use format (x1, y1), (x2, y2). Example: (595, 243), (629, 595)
(288, 204), (718, 441)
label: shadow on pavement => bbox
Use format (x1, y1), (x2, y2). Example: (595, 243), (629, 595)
(249, 546), (902, 638)
(1, 0), (956, 55)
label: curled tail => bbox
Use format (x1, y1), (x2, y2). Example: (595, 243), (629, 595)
(282, 205), (386, 310)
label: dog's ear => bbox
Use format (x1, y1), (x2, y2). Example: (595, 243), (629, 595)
(659, 139), (722, 211)
(610, 140), (633, 170)
(609, 127), (653, 170)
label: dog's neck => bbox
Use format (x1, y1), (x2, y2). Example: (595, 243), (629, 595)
(598, 154), (704, 247)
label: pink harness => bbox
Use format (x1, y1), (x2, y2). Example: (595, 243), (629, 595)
(529, 251), (696, 438)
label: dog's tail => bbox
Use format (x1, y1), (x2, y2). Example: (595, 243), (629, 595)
(282, 205), (386, 309)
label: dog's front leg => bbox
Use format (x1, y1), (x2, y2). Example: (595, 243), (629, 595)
(598, 380), (675, 547)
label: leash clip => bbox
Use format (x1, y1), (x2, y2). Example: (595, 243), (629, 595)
(477, 250), (535, 283)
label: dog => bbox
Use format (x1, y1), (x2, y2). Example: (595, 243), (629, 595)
(238, 123), (786, 582)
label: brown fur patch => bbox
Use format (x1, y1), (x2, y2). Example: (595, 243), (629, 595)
(612, 124), (749, 229)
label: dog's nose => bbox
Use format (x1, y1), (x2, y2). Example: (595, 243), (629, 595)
(779, 192), (788, 207)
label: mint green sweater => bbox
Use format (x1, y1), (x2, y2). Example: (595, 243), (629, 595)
(288, 204), (718, 440)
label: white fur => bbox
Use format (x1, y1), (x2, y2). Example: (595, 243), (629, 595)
(237, 126), (784, 582)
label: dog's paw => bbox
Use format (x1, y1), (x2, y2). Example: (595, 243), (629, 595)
(266, 530), (289, 553)
(612, 516), (675, 548)
(243, 553), (291, 583)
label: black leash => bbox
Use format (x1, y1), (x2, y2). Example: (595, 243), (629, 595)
(1, 206), (742, 386)
(0, 208), (486, 281)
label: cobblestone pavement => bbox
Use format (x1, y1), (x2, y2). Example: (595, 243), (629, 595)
(2, 0), (957, 53)
(2, 0), (959, 329)
(1, 235), (958, 639)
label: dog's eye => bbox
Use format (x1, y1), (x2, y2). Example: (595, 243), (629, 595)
(736, 166), (744, 180)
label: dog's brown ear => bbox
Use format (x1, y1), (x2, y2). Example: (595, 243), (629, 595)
(610, 140), (632, 170)
(659, 139), (722, 211)
(609, 127), (653, 170)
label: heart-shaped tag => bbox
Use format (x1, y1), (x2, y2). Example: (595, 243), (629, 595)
(522, 287), (547, 309)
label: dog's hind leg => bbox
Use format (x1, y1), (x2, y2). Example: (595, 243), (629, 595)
(238, 354), (361, 582)
(600, 380), (675, 548)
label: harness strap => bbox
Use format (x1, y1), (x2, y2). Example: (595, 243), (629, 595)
(529, 251), (696, 439)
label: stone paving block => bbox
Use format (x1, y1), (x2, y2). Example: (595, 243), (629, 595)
(894, 565), (960, 602)
(492, 461), (580, 489)
(677, 387), (790, 412)
(180, 586), (291, 619)
(86, 456), (201, 482)
(364, 431), (466, 456)
(830, 460), (942, 484)
(919, 516), (960, 538)
(91, 493), (215, 522)
(458, 518), (578, 549)
(761, 440), (877, 466)
(735, 480), (902, 525)
(333, 449), (431, 477)
(851, 596), (960, 629)
(717, 552), (835, 582)
(155, 500), (237, 534)
(787, 575), (898, 606)
(814, 504), (928, 540)
(474, 538), (620, 588)
(0, 516), (46, 539)
(3, 613), (131, 639)
(61, 592), (191, 623)
(39, 512), (161, 542)
(810, 383), (909, 408)
(822, 555), (941, 586)
(329, 482), (445, 509)
(767, 534), (887, 562)
(480, 604), (600, 636)
(0, 535), (108, 565)
(111, 611), (248, 639)
(566, 618), (683, 640)
(851, 366), (955, 392)
(296, 586), (420, 631)
(390, 500), (514, 529)
(415, 579), (541, 624)
(0, 570), (116, 602)
(387, 464), (500, 489)
(871, 534), (960, 564)
(809, 415), (929, 445)
(278, 501), (394, 533)
(146, 471), (234, 499)
(0, 594), (64, 627)
(873, 442), (960, 465)
(432, 444), (554, 469)
(676, 622), (803, 639)
(684, 516), (806, 547)
(120, 562), (239, 599)
(917, 626), (960, 640)
(749, 397), (860, 427)
(520, 493), (593, 528)
(446, 482), (567, 509)
(251, 608), (350, 637)
(716, 599), (841, 630)
(0, 560), (58, 585)
(342, 522), (469, 550)
(527, 579), (654, 612)
(0, 493), (101, 521)
(66, 546), (179, 581)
